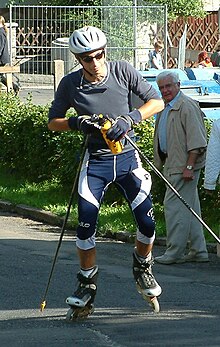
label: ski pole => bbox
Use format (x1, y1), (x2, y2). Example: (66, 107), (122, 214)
(124, 134), (220, 245)
(40, 136), (88, 312)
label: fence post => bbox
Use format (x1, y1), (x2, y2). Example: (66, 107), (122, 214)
(53, 60), (64, 94)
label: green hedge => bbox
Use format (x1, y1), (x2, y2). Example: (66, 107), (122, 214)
(0, 93), (84, 181)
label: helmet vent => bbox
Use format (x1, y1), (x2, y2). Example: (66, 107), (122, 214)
(83, 33), (90, 43)
(78, 37), (87, 47)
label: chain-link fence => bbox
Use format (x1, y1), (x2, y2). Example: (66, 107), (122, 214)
(9, 5), (167, 88)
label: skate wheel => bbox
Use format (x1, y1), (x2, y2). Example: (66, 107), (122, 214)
(66, 304), (94, 321)
(136, 284), (160, 313)
(66, 307), (75, 321)
(145, 296), (160, 313)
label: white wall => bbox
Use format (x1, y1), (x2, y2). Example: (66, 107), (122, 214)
(203, 0), (220, 11)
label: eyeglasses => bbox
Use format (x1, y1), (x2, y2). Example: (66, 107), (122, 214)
(80, 50), (105, 63)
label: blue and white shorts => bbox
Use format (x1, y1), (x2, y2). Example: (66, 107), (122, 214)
(76, 149), (155, 250)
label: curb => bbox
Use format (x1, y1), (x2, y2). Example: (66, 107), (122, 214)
(0, 199), (217, 254)
(0, 199), (63, 227)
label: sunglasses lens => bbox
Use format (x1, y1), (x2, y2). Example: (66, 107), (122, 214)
(82, 56), (93, 63)
(82, 51), (104, 63)
(96, 52), (104, 60)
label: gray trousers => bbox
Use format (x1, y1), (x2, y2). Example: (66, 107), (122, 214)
(163, 169), (208, 259)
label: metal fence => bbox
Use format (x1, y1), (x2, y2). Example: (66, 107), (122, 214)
(9, 5), (167, 88)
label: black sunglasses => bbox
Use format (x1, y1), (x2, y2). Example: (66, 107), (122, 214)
(80, 50), (105, 63)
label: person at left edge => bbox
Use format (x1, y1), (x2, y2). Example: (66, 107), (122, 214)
(48, 26), (164, 314)
(0, 15), (19, 94)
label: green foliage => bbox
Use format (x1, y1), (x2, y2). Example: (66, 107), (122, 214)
(6, 0), (24, 5)
(134, 120), (166, 204)
(134, 119), (155, 161)
(6, 0), (102, 5)
(141, 0), (206, 21)
(0, 93), (83, 182)
(47, 0), (102, 5)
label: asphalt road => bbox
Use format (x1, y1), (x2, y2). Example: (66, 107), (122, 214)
(0, 210), (219, 347)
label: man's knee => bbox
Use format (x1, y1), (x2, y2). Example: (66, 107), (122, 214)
(134, 200), (155, 238)
(76, 235), (96, 250)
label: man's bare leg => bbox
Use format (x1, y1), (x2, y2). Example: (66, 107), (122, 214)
(77, 247), (96, 269)
(136, 239), (153, 257)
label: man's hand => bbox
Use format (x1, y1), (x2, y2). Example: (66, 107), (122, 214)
(68, 114), (100, 134)
(106, 116), (132, 142)
(77, 115), (101, 134)
(205, 189), (214, 196)
(183, 167), (194, 181)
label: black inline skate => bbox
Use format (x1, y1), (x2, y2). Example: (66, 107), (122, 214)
(66, 265), (98, 320)
(133, 250), (162, 313)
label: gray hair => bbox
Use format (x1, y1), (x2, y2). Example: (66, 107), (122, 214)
(156, 71), (180, 84)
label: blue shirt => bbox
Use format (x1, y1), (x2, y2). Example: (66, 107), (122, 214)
(158, 91), (180, 153)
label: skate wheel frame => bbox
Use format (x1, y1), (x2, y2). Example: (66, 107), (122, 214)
(144, 295), (160, 313)
(136, 284), (160, 313)
(66, 304), (94, 321)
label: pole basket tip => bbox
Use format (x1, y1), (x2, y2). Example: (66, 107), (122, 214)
(40, 300), (46, 312)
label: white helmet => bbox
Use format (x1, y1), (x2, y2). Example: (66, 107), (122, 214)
(69, 26), (107, 55)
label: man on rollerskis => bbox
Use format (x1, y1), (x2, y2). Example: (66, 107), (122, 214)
(48, 26), (164, 319)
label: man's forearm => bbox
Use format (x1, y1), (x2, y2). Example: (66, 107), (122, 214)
(48, 118), (70, 131)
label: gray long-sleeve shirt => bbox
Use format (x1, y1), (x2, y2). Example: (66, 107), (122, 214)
(49, 60), (161, 155)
